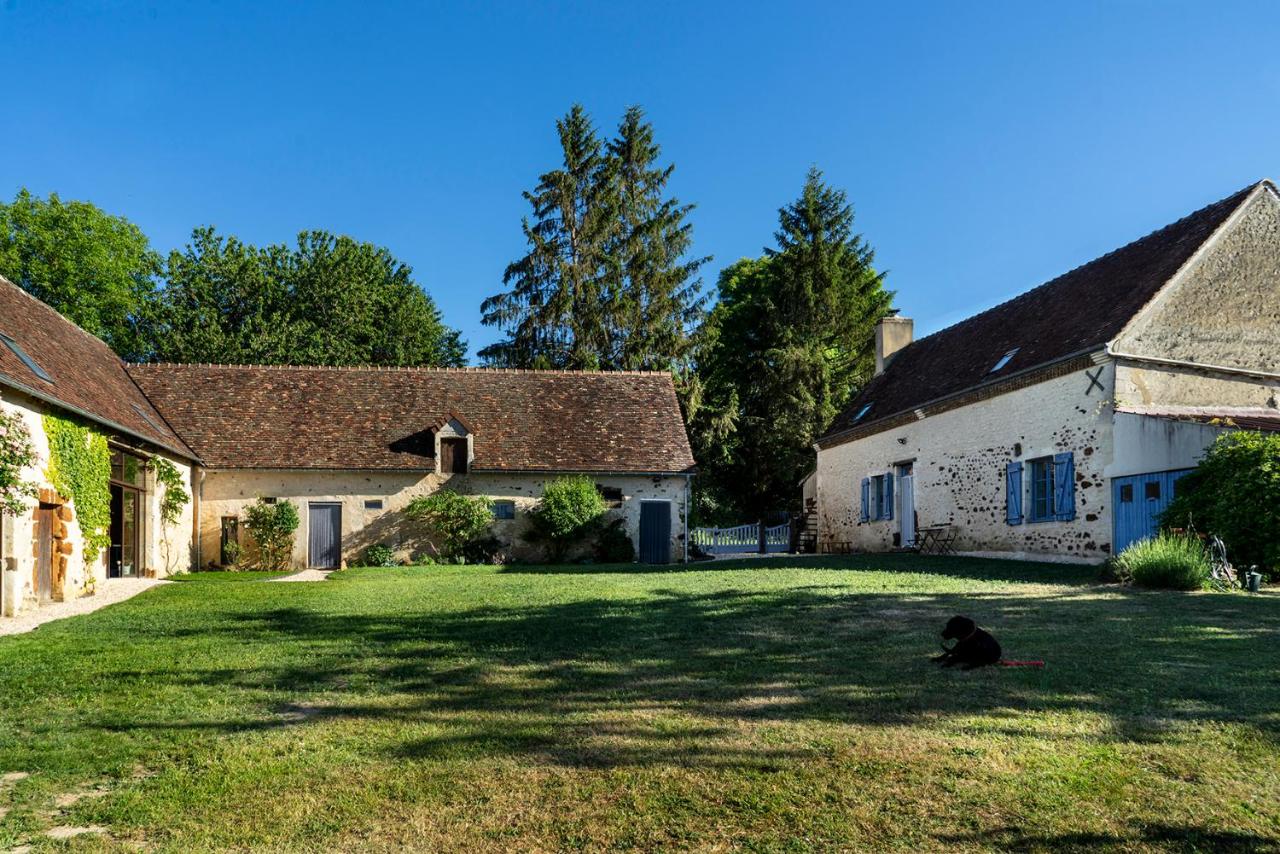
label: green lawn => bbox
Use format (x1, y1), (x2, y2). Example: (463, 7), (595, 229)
(1, 555), (1277, 851)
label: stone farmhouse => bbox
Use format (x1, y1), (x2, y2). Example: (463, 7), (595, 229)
(813, 180), (1280, 563)
(0, 276), (694, 618)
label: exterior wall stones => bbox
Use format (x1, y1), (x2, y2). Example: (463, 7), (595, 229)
(197, 469), (690, 568)
(1114, 362), (1280, 412)
(815, 364), (1115, 563)
(1114, 188), (1280, 372)
(0, 389), (195, 618)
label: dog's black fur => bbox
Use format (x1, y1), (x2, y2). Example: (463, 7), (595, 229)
(934, 615), (1002, 670)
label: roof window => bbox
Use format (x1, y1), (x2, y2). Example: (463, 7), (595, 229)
(852, 403), (873, 422)
(0, 332), (54, 383)
(990, 348), (1020, 373)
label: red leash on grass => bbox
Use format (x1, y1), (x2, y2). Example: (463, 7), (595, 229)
(999, 659), (1045, 668)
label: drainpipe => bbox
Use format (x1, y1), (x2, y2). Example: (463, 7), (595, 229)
(683, 474), (691, 564)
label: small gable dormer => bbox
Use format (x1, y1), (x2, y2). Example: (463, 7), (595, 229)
(434, 414), (474, 475)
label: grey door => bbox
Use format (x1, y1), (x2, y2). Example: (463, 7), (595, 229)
(308, 503), (342, 568)
(638, 501), (671, 564)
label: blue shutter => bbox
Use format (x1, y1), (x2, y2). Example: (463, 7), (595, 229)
(883, 473), (895, 521)
(1054, 452), (1076, 521)
(1005, 461), (1023, 525)
(859, 478), (870, 523)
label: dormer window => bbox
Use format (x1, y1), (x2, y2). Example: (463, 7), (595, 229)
(0, 332), (54, 383)
(990, 348), (1020, 373)
(435, 415), (473, 474)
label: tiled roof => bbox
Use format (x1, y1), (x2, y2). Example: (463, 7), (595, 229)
(127, 363), (697, 473)
(820, 181), (1270, 446)
(1119, 407), (1280, 433)
(0, 276), (194, 458)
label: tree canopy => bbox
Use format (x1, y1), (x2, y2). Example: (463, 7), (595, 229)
(691, 169), (893, 519)
(481, 105), (707, 370)
(0, 189), (160, 361)
(146, 227), (465, 366)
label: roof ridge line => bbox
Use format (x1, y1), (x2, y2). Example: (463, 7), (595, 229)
(893, 179), (1266, 356)
(127, 362), (672, 376)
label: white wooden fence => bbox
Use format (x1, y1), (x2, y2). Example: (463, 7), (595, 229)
(692, 522), (791, 555)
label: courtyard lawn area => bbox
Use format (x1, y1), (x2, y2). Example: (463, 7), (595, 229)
(0, 556), (1278, 851)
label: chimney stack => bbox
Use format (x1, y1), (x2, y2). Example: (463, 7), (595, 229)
(874, 314), (913, 376)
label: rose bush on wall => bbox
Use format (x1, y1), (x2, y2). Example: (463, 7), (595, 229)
(0, 408), (37, 516)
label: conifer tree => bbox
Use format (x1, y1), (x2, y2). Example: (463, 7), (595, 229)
(604, 107), (709, 370)
(480, 105), (613, 368)
(482, 105), (707, 371)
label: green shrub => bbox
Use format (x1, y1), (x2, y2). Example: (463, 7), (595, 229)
(404, 490), (494, 561)
(525, 476), (607, 562)
(1113, 532), (1211, 590)
(243, 498), (300, 572)
(594, 518), (635, 563)
(362, 544), (397, 567)
(1161, 430), (1280, 578)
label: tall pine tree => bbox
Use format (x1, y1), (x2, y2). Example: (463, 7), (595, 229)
(694, 169), (892, 517)
(482, 105), (707, 370)
(605, 107), (709, 370)
(480, 105), (613, 368)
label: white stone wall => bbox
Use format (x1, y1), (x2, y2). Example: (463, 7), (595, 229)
(1115, 362), (1280, 412)
(197, 469), (690, 568)
(144, 452), (197, 577)
(0, 388), (196, 617)
(815, 364), (1116, 562)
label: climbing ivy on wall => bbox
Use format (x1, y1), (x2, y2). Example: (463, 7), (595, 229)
(0, 408), (38, 515)
(152, 457), (189, 526)
(43, 412), (112, 560)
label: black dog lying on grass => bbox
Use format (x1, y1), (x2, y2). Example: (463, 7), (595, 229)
(934, 615), (1002, 670)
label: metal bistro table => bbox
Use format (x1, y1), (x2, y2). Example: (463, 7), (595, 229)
(915, 525), (958, 556)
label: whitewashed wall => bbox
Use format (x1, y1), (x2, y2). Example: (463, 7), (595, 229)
(815, 364), (1116, 563)
(198, 469), (690, 568)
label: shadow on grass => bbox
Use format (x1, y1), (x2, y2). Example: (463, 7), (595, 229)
(499, 552), (1102, 585)
(96, 576), (1280, 772)
(940, 824), (1280, 853)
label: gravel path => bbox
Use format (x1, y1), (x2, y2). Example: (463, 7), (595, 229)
(0, 577), (169, 637)
(266, 569), (335, 582)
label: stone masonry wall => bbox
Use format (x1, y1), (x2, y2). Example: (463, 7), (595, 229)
(815, 363), (1116, 563)
(197, 469), (690, 568)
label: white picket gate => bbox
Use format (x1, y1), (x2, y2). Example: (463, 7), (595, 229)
(692, 521), (791, 555)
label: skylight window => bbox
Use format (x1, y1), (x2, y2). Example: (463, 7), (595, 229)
(0, 332), (54, 383)
(853, 403), (873, 422)
(990, 348), (1020, 373)
(131, 403), (166, 434)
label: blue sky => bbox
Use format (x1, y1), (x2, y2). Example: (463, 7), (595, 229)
(3, 1), (1278, 360)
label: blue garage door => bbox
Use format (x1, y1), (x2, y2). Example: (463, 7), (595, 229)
(1112, 469), (1193, 554)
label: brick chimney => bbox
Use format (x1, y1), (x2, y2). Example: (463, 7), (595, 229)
(874, 314), (913, 376)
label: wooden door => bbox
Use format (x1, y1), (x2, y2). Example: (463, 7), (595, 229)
(638, 501), (671, 564)
(35, 506), (54, 602)
(440, 438), (468, 474)
(308, 503), (342, 569)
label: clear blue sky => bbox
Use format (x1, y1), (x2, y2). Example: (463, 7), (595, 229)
(3, 2), (1277, 361)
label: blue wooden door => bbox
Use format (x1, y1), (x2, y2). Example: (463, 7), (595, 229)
(308, 503), (342, 568)
(1111, 470), (1193, 554)
(638, 501), (671, 564)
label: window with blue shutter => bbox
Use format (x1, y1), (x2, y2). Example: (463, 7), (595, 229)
(1028, 457), (1054, 522)
(859, 478), (870, 523)
(1005, 461), (1023, 525)
(883, 472), (895, 521)
(1053, 452), (1076, 521)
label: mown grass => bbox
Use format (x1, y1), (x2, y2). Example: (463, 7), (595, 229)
(0, 554), (1277, 851)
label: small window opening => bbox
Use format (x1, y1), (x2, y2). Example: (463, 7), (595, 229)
(596, 486), (624, 509)
(0, 332), (54, 383)
(364, 499), (384, 510)
(262, 497), (278, 504)
(1144, 481), (1161, 501)
(493, 500), (516, 520)
(1119, 484), (1134, 503)
(990, 348), (1020, 373)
